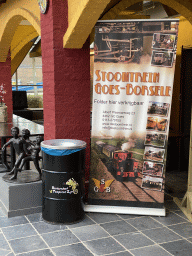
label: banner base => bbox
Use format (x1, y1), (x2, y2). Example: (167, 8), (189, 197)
(84, 204), (166, 217)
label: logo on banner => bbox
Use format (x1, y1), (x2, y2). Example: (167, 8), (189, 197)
(92, 178), (114, 192)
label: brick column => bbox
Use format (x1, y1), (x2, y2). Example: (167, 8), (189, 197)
(40, 0), (90, 187)
(0, 51), (13, 122)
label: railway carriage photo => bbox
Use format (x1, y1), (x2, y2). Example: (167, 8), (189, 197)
(153, 52), (166, 64)
(142, 175), (163, 191)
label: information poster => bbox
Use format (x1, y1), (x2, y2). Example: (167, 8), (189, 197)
(86, 19), (179, 215)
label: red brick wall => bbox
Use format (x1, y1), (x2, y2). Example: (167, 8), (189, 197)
(41, 0), (91, 186)
(0, 51), (13, 122)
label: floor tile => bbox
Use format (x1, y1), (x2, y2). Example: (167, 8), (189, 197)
(0, 233), (11, 250)
(130, 245), (172, 256)
(52, 243), (93, 256)
(26, 213), (43, 223)
(100, 220), (137, 236)
(2, 223), (37, 240)
(66, 215), (95, 228)
(9, 235), (48, 254)
(5, 253), (14, 256)
(0, 249), (12, 256)
(142, 226), (182, 243)
(126, 216), (163, 231)
(160, 239), (192, 256)
(115, 232), (154, 250)
(41, 229), (80, 247)
(31, 220), (67, 234)
(0, 208), (5, 217)
(187, 237), (192, 242)
(168, 222), (192, 238)
(117, 214), (144, 220)
(152, 211), (188, 226)
(86, 212), (121, 224)
(0, 216), (29, 228)
(71, 224), (109, 241)
(84, 237), (124, 255)
(16, 249), (54, 256)
(173, 210), (189, 220)
(106, 251), (132, 256)
(0, 171), (189, 256)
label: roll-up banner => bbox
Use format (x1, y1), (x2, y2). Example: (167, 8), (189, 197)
(85, 19), (179, 216)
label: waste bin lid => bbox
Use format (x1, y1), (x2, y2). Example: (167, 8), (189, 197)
(41, 139), (86, 150)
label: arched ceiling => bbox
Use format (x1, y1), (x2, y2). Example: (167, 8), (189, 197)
(11, 25), (39, 75)
(64, 0), (192, 48)
(0, 0), (40, 62)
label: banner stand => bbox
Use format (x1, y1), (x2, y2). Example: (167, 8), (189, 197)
(88, 19), (180, 216)
(84, 204), (166, 216)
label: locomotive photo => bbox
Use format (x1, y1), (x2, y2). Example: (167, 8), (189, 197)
(147, 101), (170, 117)
(144, 146), (165, 162)
(146, 117), (168, 132)
(112, 150), (140, 181)
(143, 161), (164, 177)
(95, 140), (141, 181)
(144, 133), (166, 147)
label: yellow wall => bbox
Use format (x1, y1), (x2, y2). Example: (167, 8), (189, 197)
(170, 16), (192, 133)
(11, 25), (38, 75)
(176, 16), (192, 55)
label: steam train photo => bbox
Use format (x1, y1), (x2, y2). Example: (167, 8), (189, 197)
(113, 151), (140, 181)
(94, 20), (178, 63)
(94, 35), (142, 63)
(95, 141), (141, 181)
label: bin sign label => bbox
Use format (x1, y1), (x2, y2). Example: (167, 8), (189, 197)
(49, 178), (79, 195)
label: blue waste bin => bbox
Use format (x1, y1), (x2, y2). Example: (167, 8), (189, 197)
(41, 139), (86, 224)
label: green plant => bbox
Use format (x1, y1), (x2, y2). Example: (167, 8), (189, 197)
(27, 95), (43, 108)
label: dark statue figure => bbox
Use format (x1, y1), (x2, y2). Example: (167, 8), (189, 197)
(2, 127), (43, 181)
(18, 135), (43, 177)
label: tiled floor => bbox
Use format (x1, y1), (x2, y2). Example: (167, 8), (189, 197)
(0, 171), (191, 256)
